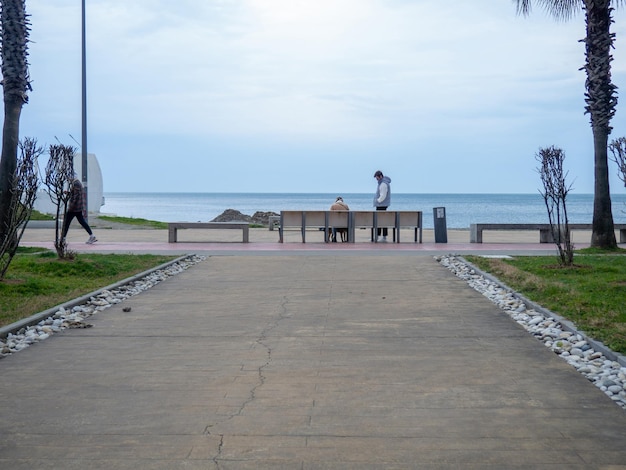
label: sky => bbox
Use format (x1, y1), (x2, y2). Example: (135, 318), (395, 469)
(18, 0), (626, 194)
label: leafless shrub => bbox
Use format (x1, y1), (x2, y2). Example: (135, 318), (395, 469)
(536, 146), (574, 266)
(609, 137), (626, 188)
(609, 137), (626, 217)
(42, 143), (75, 259)
(0, 137), (42, 278)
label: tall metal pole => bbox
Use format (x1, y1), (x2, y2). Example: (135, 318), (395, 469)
(81, 0), (88, 217)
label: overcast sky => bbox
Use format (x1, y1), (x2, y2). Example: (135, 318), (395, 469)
(20, 0), (626, 194)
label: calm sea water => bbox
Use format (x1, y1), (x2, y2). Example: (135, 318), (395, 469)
(101, 193), (626, 229)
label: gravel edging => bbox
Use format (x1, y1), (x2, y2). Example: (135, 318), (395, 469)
(436, 254), (626, 410)
(0, 254), (206, 357)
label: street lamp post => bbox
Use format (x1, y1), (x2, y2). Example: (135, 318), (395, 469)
(81, 0), (88, 218)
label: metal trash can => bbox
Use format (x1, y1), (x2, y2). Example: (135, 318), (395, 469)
(433, 207), (447, 243)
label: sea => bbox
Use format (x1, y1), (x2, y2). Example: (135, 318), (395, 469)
(100, 193), (626, 230)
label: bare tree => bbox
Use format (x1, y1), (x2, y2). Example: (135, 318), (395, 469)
(536, 146), (575, 266)
(609, 136), (626, 216)
(609, 136), (626, 187)
(0, 137), (41, 278)
(0, 0), (31, 248)
(42, 143), (75, 259)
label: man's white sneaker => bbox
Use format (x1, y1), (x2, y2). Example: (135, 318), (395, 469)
(376, 236), (387, 243)
(86, 235), (97, 244)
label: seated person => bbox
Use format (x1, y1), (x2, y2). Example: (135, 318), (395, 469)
(329, 196), (349, 242)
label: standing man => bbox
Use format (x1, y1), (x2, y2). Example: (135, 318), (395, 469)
(373, 170), (391, 242)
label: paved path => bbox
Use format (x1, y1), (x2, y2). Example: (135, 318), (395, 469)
(1, 254), (626, 469)
(19, 226), (569, 256)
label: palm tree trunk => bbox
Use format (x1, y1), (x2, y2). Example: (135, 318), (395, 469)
(0, 95), (22, 240)
(591, 130), (616, 247)
(0, 0), (30, 242)
(584, 0), (617, 248)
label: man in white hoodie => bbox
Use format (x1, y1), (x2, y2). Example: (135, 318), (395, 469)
(373, 170), (391, 242)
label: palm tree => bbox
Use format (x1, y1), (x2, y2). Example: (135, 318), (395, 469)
(515, 0), (624, 248)
(0, 0), (31, 243)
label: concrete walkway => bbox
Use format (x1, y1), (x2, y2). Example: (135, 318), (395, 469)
(1, 249), (626, 468)
(18, 225), (577, 256)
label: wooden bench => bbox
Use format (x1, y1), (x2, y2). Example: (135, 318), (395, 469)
(349, 211), (423, 243)
(278, 210), (422, 243)
(168, 222), (249, 243)
(278, 210), (333, 243)
(470, 223), (626, 243)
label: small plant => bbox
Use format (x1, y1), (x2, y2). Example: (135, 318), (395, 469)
(0, 137), (42, 279)
(42, 143), (75, 259)
(536, 146), (574, 266)
(609, 137), (626, 217)
(609, 137), (626, 188)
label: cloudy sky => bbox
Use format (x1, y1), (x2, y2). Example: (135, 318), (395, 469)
(20, 0), (626, 194)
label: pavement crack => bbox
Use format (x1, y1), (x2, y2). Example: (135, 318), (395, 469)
(203, 295), (290, 443)
(211, 434), (224, 469)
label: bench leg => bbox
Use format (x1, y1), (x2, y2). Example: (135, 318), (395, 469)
(469, 226), (482, 243)
(243, 227), (249, 243)
(621, 229), (626, 244)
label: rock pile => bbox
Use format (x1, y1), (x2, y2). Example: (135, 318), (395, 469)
(437, 254), (626, 410)
(211, 209), (279, 226)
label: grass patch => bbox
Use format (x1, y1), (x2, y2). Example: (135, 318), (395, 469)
(577, 246), (626, 255)
(466, 254), (626, 354)
(29, 209), (54, 221)
(99, 215), (267, 229)
(0, 250), (177, 327)
(98, 215), (168, 229)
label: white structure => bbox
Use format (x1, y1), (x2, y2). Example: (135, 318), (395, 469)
(34, 152), (104, 215)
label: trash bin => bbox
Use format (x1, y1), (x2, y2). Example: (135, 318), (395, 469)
(433, 207), (447, 243)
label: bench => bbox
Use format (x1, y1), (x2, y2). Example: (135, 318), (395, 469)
(279, 210), (333, 243)
(168, 222), (249, 243)
(278, 210), (422, 243)
(470, 223), (626, 244)
(349, 210), (423, 243)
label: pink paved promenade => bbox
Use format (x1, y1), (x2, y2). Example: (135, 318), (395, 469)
(19, 225), (602, 256)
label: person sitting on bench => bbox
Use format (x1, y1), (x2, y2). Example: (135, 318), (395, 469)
(329, 196), (349, 242)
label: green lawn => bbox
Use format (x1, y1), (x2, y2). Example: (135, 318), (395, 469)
(0, 249), (177, 328)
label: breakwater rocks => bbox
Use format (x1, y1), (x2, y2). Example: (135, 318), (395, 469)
(437, 254), (626, 410)
(211, 209), (278, 226)
(0, 255), (206, 359)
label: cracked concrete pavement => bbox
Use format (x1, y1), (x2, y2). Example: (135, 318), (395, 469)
(1, 254), (626, 468)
